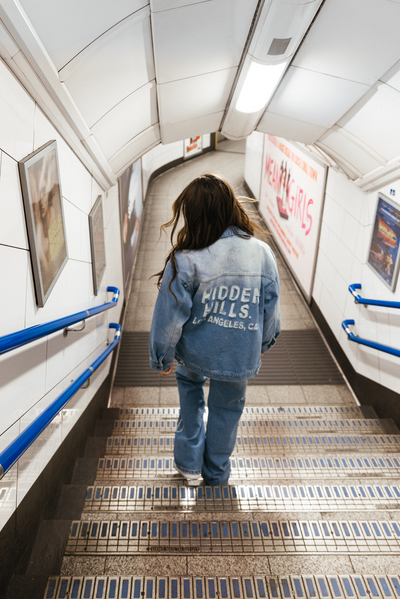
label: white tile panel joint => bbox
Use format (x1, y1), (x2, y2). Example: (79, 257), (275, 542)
(114, 139), (161, 179)
(329, 125), (387, 166)
(0, 18), (18, 58)
(57, 6), (151, 82)
(353, 159), (400, 190)
(316, 142), (362, 179)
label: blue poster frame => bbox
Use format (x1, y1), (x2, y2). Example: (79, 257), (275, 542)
(367, 192), (400, 292)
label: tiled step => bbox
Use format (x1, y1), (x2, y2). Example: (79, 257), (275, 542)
(65, 517), (400, 555)
(95, 453), (400, 480)
(83, 481), (400, 513)
(43, 574), (400, 599)
(111, 418), (391, 436)
(115, 405), (370, 418)
(104, 433), (400, 454)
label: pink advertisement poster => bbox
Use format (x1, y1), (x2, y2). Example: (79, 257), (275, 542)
(259, 135), (327, 301)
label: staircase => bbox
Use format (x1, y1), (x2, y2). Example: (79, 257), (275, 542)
(39, 395), (400, 599)
(6, 149), (400, 599)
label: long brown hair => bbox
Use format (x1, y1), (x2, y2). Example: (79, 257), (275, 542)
(154, 173), (263, 294)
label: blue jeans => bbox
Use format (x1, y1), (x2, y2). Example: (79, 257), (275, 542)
(174, 364), (247, 485)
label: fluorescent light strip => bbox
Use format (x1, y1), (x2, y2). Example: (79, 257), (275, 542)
(236, 60), (287, 114)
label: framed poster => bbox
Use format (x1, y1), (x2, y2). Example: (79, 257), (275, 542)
(259, 135), (327, 302)
(184, 136), (202, 159)
(119, 158), (143, 292)
(88, 195), (106, 295)
(367, 193), (400, 292)
(19, 140), (68, 307)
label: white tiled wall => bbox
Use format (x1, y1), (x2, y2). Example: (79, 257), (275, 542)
(313, 168), (400, 394)
(142, 140), (183, 197)
(0, 57), (124, 531)
(244, 131), (264, 199)
(142, 133), (212, 198)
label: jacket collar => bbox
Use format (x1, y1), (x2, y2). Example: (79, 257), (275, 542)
(221, 227), (245, 238)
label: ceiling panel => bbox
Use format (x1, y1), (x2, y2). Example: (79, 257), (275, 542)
(152, 0), (258, 84)
(161, 112), (223, 144)
(19, 0), (148, 71)
(251, 0), (321, 64)
(257, 111), (327, 145)
(92, 82), (158, 160)
(109, 124), (161, 175)
(317, 129), (383, 176)
(62, 8), (154, 128)
(293, 0), (400, 85)
(150, 0), (210, 12)
(381, 58), (400, 93)
(338, 83), (400, 162)
(315, 143), (361, 180)
(268, 66), (369, 128)
(157, 67), (236, 124)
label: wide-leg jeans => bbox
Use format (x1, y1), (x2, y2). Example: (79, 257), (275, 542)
(174, 364), (247, 485)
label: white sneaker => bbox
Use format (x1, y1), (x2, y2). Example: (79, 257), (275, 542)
(175, 465), (202, 486)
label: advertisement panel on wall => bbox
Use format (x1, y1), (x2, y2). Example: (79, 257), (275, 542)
(19, 140), (68, 307)
(88, 195), (106, 296)
(367, 193), (400, 292)
(184, 136), (202, 159)
(119, 158), (143, 292)
(259, 135), (327, 302)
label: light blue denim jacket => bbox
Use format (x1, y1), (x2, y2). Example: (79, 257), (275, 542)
(149, 228), (281, 381)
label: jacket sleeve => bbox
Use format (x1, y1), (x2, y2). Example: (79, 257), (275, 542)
(149, 260), (193, 371)
(261, 276), (281, 354)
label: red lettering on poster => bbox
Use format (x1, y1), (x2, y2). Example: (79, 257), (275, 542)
(266, 205), (299, 259)
(305, 199), (313, 236)
(265, 154), (272, 179)
(264, 151), (314, 237)
(267, 135), (317, 182)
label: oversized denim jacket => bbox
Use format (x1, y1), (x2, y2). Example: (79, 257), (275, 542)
(149, 228), (281, 381)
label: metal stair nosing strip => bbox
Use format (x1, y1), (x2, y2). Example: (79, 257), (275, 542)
(116, 405), (367, 417)
(104, 434), (400, 454)
(94, 452), (400, 480)
(109, 419), (390, 435)
(82, 480), (400, 513)
(65, 516), (400, 556)
(43, 573), (400, 599)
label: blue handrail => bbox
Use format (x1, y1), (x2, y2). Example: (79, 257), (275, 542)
(0, 286), (120, 356)
(349, 284), (400, 309)
(0, 323), (121, 479)
(342, 319), (400, 358)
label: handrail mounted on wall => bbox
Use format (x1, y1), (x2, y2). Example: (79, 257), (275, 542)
(0, 323), (121, 479)
(342, 320), (400, 358)
(349, 284), (400, 309)
(0, 286), (120, 356)
(344, 283), (400, 357)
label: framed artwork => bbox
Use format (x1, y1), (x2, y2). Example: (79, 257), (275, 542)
(89, 195), (106, 295)
(19, 140), (68, 307)
(119, 158), (143, 292)
(259, 135), (327, 302)
(367, 193), (400, 292)
(184, 136), (202, 159)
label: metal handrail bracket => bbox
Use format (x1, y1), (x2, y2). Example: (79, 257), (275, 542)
(0, 323), (121, 479)
(0, 286), (120, 356)
(349, 284), (400, 309)
(342, 319), (400, 358)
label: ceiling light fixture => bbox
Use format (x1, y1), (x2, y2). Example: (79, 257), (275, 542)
(235, 60), (288, 114)
(221, 0), (324, 140)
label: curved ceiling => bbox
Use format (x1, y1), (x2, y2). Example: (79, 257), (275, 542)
(258, 0), (400, 192)
(0, 0), (400, 192)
